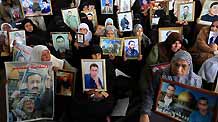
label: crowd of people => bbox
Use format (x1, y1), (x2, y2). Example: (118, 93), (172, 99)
(0, 0), (218, 122)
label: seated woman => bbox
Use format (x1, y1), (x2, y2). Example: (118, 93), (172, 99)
(140, 50), (202, 122)
(190, 20), (218, 65)
(146, 32), (184, 66)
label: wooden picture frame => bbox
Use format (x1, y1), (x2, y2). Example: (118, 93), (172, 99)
(123, 37), (140, 59)
(20, 0), (53, 17)
(51, 32), (70, 52)
(178, 2), (195, 22)
(81, 59), (107, 92)
(119, 0), (131, 12)
(117, 11), (133, 32)
(100, 37), (123, 56)
(0, 31), (10, 56)
(61, 7), (80, 30)
(101, 0), (113, 14)
(198, 0), (218, 25)
(76, 32), (85, 43)
(155, 79), (218, 122)
(55, 69), (76, 96)
(158, 27), (183, 43)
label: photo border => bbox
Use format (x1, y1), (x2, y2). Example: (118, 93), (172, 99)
(177, 2), (195, 22)
(123, 36), (141, 60)
(100, 37), (123, 56)
(76, 32), (85, 43)
(100, 0), (113, 14)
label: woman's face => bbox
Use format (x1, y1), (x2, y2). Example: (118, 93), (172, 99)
(2, 24), (11, 32)
(136, 28), (143, 37)
(106, 30), (115, 38)
(41, 50), (51, 61)
(171, 41), (182, 52)
(79, 28), (88, 35)
(24, 22), (33, 32)
(211, 21), (218, 32)
(171, 59), (189, 76)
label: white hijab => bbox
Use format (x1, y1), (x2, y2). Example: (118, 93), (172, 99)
(78, 23), (92, 42)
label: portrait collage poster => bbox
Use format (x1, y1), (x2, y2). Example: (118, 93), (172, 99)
(117, 11), (133, 32)
(51, 32), (70, 52)
(20, 0), (53, 17)
(61, 8), (80, 30)
(81, 7), (98, 28)
(55, 70), (76, 96)
(198, 0), (218, 25)
(9, 30), (26, 52)
(81, 59), (107, 92)
(124, 37), (140, 59)
(13, 44), (32, 62)
(158, 27), (183, 42)
(101, 0), (113, 14)
(207, 31), (218, 45)
(155, 79), (218, 122)
(178, 2), (195, 22)
(5, 62), (54, 122)
(0, 31), (10, 56)
(100, 37), (123, 56)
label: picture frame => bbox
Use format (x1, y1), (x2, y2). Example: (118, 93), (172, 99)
(61, 7), (80, 30)
(119, 0), (131, 12)
(55, 69), (76, 96)
(81, 9), (98, 28)
(10, 5), (24, 22)
(123, 37), (140, 59)
(198, 0), (218, 25)
(155, 79), (218, 122)
(101, 0), (113, 14)
(117, 11), (133, 32)
(20, 0), (53, 17)
(158, 27), (183, 43)
(81, 59), (107, 92)
(76, 33), (85, 43)
(207, 31), (218, 45)
(177, 2), (195, 22)
(0, 31), (10, 56)
(100, 37), (123, 56)
(51, 32), (70, 52)
(8, 30), (26, 51)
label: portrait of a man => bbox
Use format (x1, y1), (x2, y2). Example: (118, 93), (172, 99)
(52, 33), (69, 52)
(208, 31), (218, 45)
(118, 12), (133, 32)
(201, 2), (218, 22)
(125, 39), (139, 58)
(178, 5), (193, 21)
(25, 73), (43, 94)
(101, 0), (113, 14)
(65, 10), (79, 29)
(120, 15), (130, 30)
(41, 0), (51, 14)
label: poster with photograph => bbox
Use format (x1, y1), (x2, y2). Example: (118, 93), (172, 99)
(198, 0), (218, 25)
(81, 59), (107, 91)
(117, 12), (133, 32)
(13, 44), (32, 62)
(55, 70), (76, 96)
(20, 0), (53, 17)
(5, 62), (54, 122)
(100, 37), (123, 56)
(101, 0), (113, 14)
(51, 32), (70, 52)
(9, 30), (26, 49)
(0, 31), (10, 56)
(158, 27), (183, 42)
(124, 37), (140, 59)
(178, 2), (195, 22)
(155, 79), (218, 122)
(61, 8), (80, 30)
(207, 31), (218, 45)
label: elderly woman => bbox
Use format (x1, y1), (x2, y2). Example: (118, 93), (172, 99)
(140, 50), (202, 122)
(146, 32), (184, 65)
(104, 25), (118, 39)
(190, 20), (218, 65)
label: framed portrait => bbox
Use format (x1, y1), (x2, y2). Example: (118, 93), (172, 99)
(94, 25), (105, 36)
(51, 32), (70, 52)
(198, 0), (218, 25)
(9, 30), (26, 50)
(158, 27), (183, 43)
(81, 59), (107, 91)
(61, 8), (80, 30)
(100, 37), (123, 56)
(10, 5), (24, 22)
(76, 33), (85, 43)
(155, 79), (218, 122)
(81, 9), (98, 28)
(12, 44), (32, 62)
(0, 31), (10, 56)
(55, 69), (76, 96)
(20, 0), (53, 17)
(101, 0), (113, 14)
(119, 0), (131, 12)
(178, 2), (195, 22)
(207, 31), (218, 45)
(123, 37), (140, 59)
(117, 11), (133, 32)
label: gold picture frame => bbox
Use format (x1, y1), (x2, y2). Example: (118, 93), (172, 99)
(158, 27), (183, 43)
